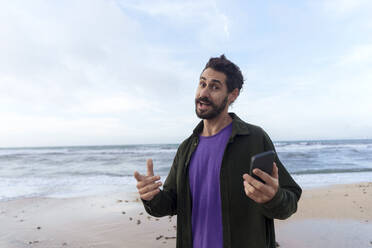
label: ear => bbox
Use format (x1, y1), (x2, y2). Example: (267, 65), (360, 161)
(228, 88), (239, 104)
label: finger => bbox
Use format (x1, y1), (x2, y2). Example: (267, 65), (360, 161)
(136, 175), (161, 189)
(134, 171), (144, 182)
(243, 180), (254, 196)
(243, 173), (264, 185)
(139, 181), (162, 195)
(137, 176), (160, 190)
(272, 162), (279, 179)
(141, 188), (161, 201)
(253, 168), (273, 185)
(147, 159), (154, 176)
(264, 163), (279, 194)
(243, 181), (267, 203)
(244, 174), (272, 196)
(244, 180), (264, 197)
(244, 173), (265, 190)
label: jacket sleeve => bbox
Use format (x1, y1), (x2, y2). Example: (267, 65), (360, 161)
(260, 131), (302, 220)
(142, 148), (179, 217)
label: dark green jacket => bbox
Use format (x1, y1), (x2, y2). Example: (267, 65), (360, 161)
(143, 113), (302, 248)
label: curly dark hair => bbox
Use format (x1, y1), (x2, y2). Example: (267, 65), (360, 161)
(203, 54), (244, 93)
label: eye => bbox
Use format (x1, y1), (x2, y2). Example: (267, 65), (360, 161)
(199, 81), (207, 88)
(212, 85), (219, 90)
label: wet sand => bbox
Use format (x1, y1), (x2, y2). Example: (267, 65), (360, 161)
(0, 182), (371, 248)
(0, 192), (177, 248)
(275, 182), (372, 248)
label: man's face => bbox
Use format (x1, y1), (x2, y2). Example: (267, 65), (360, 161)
(195, 68), (230, 120)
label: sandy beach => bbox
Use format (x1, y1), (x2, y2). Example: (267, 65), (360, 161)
(275, 182), (372, 248)
(0, 182), (371, 248)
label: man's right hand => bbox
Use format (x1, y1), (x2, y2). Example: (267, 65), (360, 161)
(134, 159), (162, 201)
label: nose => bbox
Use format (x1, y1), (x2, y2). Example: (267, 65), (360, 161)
(198, 86), (210, 98)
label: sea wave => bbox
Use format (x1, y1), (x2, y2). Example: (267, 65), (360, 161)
(292, 167), (372, 175)
(1, 140), (371, 200)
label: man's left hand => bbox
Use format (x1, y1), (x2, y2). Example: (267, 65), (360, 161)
(242, 162), (279, 204)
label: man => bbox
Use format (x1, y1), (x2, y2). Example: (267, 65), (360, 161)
(134, 55), (302, 248)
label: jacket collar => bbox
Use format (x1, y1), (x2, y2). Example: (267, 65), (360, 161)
(192, 112), (250, 138)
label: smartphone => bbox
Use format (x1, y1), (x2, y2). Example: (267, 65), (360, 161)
(250, 150), (276, 183)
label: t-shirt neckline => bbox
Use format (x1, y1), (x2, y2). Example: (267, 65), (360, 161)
(199, 122), (232, 139)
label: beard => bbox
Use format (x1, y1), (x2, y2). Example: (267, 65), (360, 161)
(195, 95), (228, 120)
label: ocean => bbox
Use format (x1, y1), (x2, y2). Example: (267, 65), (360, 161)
(1, 139), (372, 201)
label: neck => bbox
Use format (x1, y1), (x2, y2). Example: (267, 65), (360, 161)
(201, 112), (232, 136)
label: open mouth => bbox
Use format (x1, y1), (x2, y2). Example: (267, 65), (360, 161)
(197, 101), (211, 110)
(196, 98), (211, 105)
(199, 101), (210, 106)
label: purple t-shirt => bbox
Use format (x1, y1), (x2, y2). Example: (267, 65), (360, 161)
(188, 123), (232, 248)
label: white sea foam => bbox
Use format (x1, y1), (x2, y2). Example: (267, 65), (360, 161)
(0, 140), (371, 201)
(293, 171), (372, 189)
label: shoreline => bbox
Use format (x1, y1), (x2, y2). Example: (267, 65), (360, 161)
(3, 170), (372, 202)
(0, 182), (371, 248)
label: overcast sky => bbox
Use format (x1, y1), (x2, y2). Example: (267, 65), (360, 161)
(1, 0), (372, 147)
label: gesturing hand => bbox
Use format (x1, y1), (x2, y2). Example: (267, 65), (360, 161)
(242, 162), (279, 204)
(134, 159), (162, 201)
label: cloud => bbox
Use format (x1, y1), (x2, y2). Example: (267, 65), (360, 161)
(0, 0), (196, 106)
(0, 111), (124, 146)
(1, 0), (372, 146)
(323, 0), (372, 16)
(338, 44), (372, 66)
(0, 0), (199, 146)
(236, 41), (372, 141)
(71, 93), (161, 115)
(119, 0), (230, 43)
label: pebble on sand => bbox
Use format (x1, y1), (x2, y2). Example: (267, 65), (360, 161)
(164, 236), (176, 240)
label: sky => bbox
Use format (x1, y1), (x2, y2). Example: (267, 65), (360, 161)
(1, 0), (372, 147)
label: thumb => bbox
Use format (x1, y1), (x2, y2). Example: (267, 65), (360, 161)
(272, 162), (279, 179)
(147, 158), (154, 176)
(134, 171), (144, 182)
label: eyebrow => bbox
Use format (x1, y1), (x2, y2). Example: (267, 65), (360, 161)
(200, 76), (223, 85)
